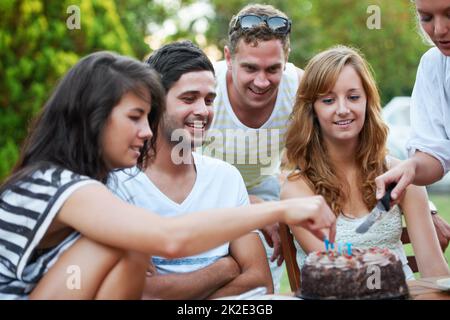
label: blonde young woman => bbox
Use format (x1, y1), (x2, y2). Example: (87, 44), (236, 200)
(281, 45), (449, 279)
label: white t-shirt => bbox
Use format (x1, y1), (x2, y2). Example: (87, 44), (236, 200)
(407, 47), (450, 175)
(109, 153), (249, 274)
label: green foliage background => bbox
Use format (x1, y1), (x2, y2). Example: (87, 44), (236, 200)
(0, 0), (430, 181)
(207, 0), (428, 103)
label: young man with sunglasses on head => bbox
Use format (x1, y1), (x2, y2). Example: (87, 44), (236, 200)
(200, 4), (304, 292)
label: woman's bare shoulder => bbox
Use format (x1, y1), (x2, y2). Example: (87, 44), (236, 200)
(281, 172), (316, 199)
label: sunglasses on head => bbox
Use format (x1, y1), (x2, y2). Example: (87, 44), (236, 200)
(230, 14), (292, 35)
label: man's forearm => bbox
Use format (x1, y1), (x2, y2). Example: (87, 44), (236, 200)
(142, 257), (239, 300)
(207, 234), (274, 300)
(412, 152), (445, 186)
(206, 270), (273, 299)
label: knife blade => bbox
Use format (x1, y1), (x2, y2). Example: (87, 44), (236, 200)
(355, 183), (396, 234)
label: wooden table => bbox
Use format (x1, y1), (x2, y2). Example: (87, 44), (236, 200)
(284, 276), (450, 300)
(408, 276), (450, 300)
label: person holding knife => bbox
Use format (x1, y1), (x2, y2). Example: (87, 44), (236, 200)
(375, 0), (450, 252)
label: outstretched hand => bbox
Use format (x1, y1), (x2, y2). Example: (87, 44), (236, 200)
(283, 195), (336, 244)
(261, 223), (284, 266)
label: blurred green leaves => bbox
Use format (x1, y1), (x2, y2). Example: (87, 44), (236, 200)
(0, 0), (142, 180)
(0, 0), (430, 181)
(207, 0), (428, 105)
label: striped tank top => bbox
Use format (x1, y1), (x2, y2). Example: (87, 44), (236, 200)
(200, 60), (299, 189)
(0, 165), (99, 299)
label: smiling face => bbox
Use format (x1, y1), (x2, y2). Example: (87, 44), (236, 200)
(101, 91), (152, 170)
(225, 38), (286, 111)
(161, 70), (216, 148)
(313, 65), (367, 145)
(416, 0), (450, 56)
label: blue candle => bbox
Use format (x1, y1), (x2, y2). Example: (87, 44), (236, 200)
(330, 242), (334, 250)
(324, 237), (329, 252)
(338, 242), (342, 255)
(346, 242), (352, 256)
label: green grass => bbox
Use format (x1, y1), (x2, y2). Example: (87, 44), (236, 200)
(279, 193), (450, 294)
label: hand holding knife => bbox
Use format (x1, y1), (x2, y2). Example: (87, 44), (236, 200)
(355, 183), (397, 234)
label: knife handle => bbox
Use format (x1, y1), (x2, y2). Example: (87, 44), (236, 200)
(380, 183), (397, 211)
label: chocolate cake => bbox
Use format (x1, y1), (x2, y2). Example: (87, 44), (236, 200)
(299, 247), (409, 299)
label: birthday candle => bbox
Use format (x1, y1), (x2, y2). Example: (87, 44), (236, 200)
(330, 242), (334, 250)
(324, 237), (330, 252)
(346, 242), (352, 256)
(338, 242), (342, 255)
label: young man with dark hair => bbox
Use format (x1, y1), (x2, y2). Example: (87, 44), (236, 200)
(110, 41), (273, 299)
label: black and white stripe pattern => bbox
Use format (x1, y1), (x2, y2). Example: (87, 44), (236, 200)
(0, 166), (99, 299)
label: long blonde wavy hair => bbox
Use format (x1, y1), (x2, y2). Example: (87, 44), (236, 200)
(285, 45), (389, 216)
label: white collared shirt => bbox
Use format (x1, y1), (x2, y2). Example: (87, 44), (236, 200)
(407, 47), (450, 175)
